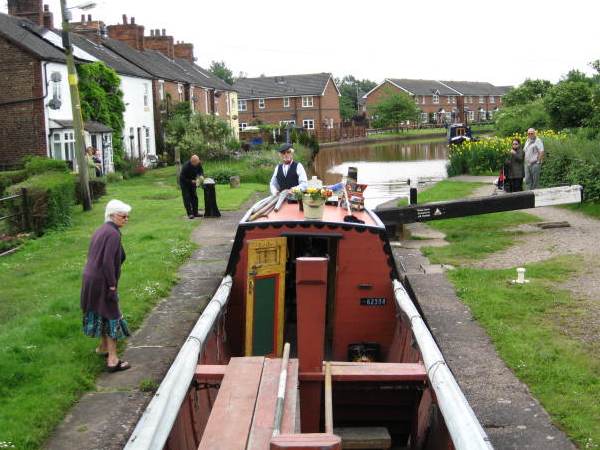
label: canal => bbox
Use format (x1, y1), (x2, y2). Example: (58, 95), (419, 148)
(313, 138), (449, 208)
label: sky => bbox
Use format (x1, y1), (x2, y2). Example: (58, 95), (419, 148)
(2, 0), (599, 86)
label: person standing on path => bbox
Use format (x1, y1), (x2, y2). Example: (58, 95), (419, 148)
(524, 128), (544, 190)
(179, 155), (204, 219)
(81, 199), (132, 372)
(506, 138), (525, 192)
(269, 143), (308, 195)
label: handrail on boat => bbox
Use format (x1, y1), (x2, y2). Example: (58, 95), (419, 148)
(124, 275), (233, 450)
(392, 279), (494, 450)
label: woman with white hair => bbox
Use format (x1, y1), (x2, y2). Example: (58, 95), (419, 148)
(80, 199), (132, 372)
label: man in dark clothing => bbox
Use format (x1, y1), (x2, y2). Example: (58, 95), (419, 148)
(269, 143), (308, 195)
(179, 155), (204, 219)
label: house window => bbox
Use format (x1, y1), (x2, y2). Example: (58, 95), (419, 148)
(239, 122), (248, 131)
(420, 112), (428, 123)
(52, 133), (62, 160)
(177, 84), (184, 102)
(432, 112), (437, 122)
(490, 96), (495, 104)
(479, 96), (484, 104)
(144, 84), (149, 107)
(432, 94), (439, 104)
(145, 128), (151, 154)
(302, 119), (315, 129)
(280, 120), (296, 126)
(422, 96), (426, 104)
(63, 131), (75, 161)
(238, 99), (247, 111)
(52, 80), (62, 101)
(302, 96), (313, 107)
(414, 96), (418, 104)
(447, 96), (452, 104)
(158, 80), (165, 101)
(452, 96), (456, 104)
(468, 111), (475, 121)
(283, 97), (290, 108)
(190, 86), (195, 109)
(258, 98), (265, 109)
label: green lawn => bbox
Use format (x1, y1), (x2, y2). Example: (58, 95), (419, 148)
(417, 180), (600, 447)
(0, 167), (265, 449)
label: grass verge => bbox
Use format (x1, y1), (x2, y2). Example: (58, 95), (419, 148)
(415, 180), (599, 447)
(0, 166), (264, 449)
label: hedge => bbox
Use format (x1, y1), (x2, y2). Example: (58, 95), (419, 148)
(0, 169), (28, 195)
(9, 172), (75, 235)
(24, 156), (69, 176)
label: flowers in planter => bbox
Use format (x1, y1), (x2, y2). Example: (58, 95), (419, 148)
(291, 186), (333, 201)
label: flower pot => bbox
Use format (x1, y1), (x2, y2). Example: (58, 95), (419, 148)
(302, 195), (325, 220)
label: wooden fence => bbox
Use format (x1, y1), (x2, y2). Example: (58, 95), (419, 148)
(0, 188), (30, 233)
(308, 125), (367, 143)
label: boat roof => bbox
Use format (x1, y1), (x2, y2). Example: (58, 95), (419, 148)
(242, 201), (383, 228)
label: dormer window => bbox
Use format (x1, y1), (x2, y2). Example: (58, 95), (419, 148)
(432, 94), (439, 104)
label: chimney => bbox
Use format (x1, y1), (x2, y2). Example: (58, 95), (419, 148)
(71, 15), (106, 44)
(174, 42), (194, 63)
(43, 4), (54, 29)
(144, 28), (175, 59)
(7, 0), (44, 26)
(107, 14), (145, 50)
(150, 30), (154, 36)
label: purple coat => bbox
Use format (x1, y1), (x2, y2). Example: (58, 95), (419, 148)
(80, 222), (126, 320)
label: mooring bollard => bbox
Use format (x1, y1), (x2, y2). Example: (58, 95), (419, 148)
(513, 267), (529, 284)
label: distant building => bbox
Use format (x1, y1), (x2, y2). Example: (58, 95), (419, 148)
(363, 78), (506, 125)
(233, 73), (341, 133)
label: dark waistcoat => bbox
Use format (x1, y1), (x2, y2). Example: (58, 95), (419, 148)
(276, 161), (299, 190)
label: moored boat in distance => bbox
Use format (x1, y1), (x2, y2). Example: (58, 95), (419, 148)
(126, 183), (582, 450)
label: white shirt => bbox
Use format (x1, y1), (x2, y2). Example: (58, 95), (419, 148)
(269, 161), (308, 195)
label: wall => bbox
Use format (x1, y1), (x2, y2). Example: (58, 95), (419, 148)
(121, 75), (156, 159)
(0, 37), (47, 166)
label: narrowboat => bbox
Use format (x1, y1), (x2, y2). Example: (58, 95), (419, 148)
(125, 183), (583, 450)
(447, 124), (474, 145)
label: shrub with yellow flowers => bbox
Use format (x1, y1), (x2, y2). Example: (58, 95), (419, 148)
(447, 130), (567, 176)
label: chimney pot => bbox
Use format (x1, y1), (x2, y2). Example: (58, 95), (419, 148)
(88, 14), (92, 21)
(150, 30), (154, 36)
(81, 14), (85, 22)
(44, 4), (49, 11)
(162, 28), (166, 36)
(155, 28), (160, 35)
(131, 17), (135, 24)
(122, 14), (127, 24)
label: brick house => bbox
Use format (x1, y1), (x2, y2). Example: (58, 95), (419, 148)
(98, 15), (239, 144)
(363, 79), (506, 125)
(0, 5), (156, 170)
(233, 73), (340, 132)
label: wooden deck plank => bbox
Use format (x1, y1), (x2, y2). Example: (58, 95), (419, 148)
(247, 358), (299, 450)
(197, 357), (264, 450)
(194, 364), (227, 381)
(299, 362), (427, 382)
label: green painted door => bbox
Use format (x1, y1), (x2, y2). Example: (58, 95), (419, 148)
(252, 277), (276, 355)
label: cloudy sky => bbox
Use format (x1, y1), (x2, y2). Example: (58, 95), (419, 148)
(2, 0), (598, 86)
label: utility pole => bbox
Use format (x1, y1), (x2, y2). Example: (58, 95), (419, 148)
(60, 0), (92, 210)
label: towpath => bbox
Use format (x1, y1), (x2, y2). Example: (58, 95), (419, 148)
(44, 195), (259, 450)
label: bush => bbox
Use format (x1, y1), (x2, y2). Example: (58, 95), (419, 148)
(9, 172), (75, 234)
(106, 171), (124, 183)
(209, 167), (238, 184)
(75, 179), (107, 203)
(494, 100), (551, 137)
(24, 157), (69, 176)
(0, 169), (28, 194)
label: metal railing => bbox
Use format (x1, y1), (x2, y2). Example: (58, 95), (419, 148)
(393, 279), (494, 450)
(124, 275), (233, 450)
(0, 188), (30, 232)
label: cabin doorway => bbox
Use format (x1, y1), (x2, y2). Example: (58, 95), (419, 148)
(283, 234), (339, 358)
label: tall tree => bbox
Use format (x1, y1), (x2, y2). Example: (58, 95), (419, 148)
(544, 81), (593, 129)
(336, 75), (377, 121)
(209, 60), (234, 85)
(503, 79), (553, 107)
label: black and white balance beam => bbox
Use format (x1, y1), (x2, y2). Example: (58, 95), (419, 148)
(375, 185), (582, 225)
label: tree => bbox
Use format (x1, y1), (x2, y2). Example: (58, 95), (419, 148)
(503, 79), (553, 107)
(370, 91), (420, 129)
(336, 75), (377, 121)
(77, 62), (126, 168)
(209, 60), (234, 85)
(494, 100), (550, 136)
(544, 81), (593, 129)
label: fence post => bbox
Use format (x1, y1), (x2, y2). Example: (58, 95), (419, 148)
(21, 188), (31, 232)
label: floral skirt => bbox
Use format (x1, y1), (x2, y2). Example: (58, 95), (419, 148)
(82, 311), (130, 340)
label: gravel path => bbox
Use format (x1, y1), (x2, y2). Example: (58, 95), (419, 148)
(463, 181), (600, 347)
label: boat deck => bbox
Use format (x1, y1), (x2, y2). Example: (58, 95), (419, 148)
(248, 201), (378, 226)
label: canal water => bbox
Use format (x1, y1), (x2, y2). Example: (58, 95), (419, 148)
(313, 138), (449, 208)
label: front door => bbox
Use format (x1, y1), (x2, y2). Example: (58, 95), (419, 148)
(245, 237), (287, 357)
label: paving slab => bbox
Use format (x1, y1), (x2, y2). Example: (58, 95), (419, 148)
(392, 247), (576, 449)
(44, 194), (260, 450)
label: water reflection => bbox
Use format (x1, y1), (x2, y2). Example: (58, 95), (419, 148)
(313, 139), (449, 208)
